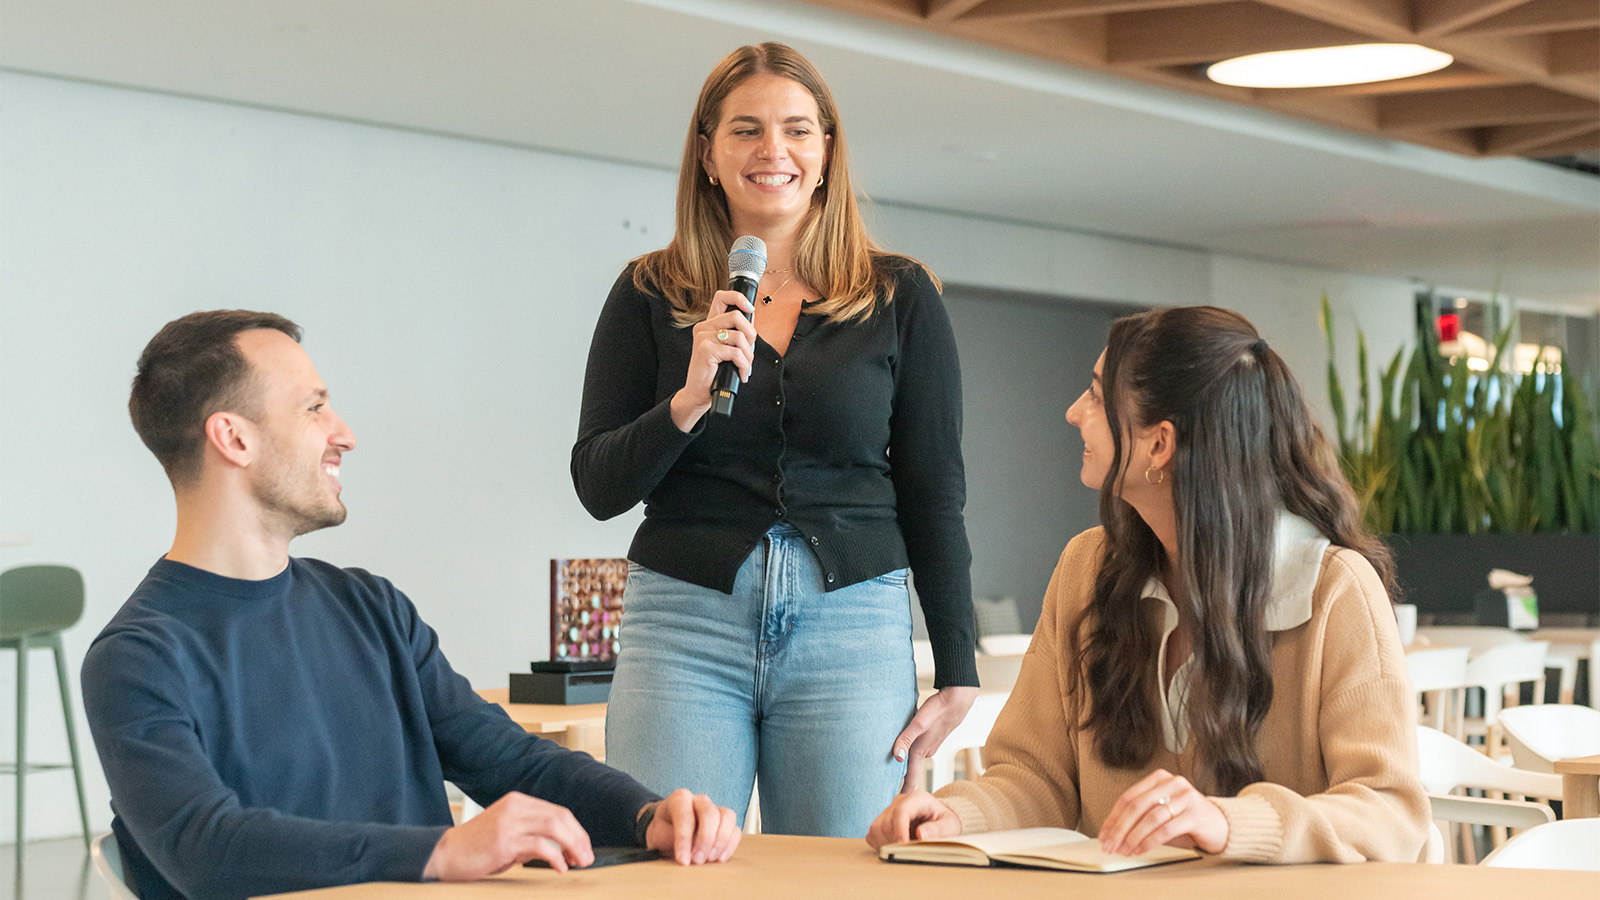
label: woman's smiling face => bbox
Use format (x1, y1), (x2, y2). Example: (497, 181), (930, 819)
(701, 73), (830, 237)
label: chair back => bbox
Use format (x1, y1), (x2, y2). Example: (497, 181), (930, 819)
(0, 565), (85, 639)
(91, 832), (140, 900)
(1463, 642), (1549, 721)
(1497, 704), (1600, 773)
(1406, 646), (1470, 693)
(1414, 726), (1562, 798)
(1480, 819), (1600, 870)
(910, 640), (935, 680)
(977, 633), (1031, 656)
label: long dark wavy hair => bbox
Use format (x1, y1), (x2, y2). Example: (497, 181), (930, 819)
(1071, 306), (1396, 795)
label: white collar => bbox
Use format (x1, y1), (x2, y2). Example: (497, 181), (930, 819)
(1140, 510), (1328, 632)
(1142, 511), (1329, 753)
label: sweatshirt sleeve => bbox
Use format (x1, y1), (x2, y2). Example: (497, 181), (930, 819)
(1210, 550), (1430, 863)
(887, 264), (977, 689)
(82, 635), (446, 900)
(935, 534), (1100, 832)
(571, 268), (701, 521)
(404, 594), (660, 847)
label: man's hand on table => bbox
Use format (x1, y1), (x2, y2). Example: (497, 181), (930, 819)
(424, 791), (594, 879)
(643, 788), (741, 865)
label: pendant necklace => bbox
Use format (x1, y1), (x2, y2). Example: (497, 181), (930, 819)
(761, 268), (794, 305)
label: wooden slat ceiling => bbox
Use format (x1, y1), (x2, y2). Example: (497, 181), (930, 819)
(794, 0), (1600, 159)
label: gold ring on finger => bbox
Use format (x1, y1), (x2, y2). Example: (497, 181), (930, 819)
(716, 329), (729, 343)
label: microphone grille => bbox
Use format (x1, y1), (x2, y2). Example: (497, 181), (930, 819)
(727, 235), (767, 282)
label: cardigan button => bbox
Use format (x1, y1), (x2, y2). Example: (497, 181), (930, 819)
(809, 536), (819, 546)
(774, 398), (782, 406)
(825, 572), (835, 584)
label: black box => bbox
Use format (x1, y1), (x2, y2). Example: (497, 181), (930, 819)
(510, 669), (614, 705)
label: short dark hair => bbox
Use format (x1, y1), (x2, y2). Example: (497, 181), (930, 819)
(129, 310), (302, 484)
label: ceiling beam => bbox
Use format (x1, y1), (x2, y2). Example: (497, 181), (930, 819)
(1253, 0), (1411, 37)
(1307, 67), (1519, 94)
(951, 13), (1110, 63)
(953, 0), (1217, 19)
(1415, 0), (1538, 36)
(1517, 127), (1600, 155)
(926, 0), (992, 21)
(1379, 83), (1600, 128)
(1548, 29), (1600, 75)
(1105, 3), (1371, 66)
(1457, 0), (1600, 35)
(1480, 118), (1600, 153)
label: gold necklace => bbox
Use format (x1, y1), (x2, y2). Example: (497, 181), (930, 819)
(761, 273), (793, 305)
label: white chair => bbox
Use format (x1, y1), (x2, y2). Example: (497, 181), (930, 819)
(977, 633), (1032, 656)
(1530, 629), (1599, 707)
(91, 832), (140, 900)
(1425, 793), (1555, 865)
(911, 640), (935, 681)
(1422, 626), (1576, 705)
(1415, 726), (1563, 799)
(1461, 641), (1549, 757)
(1481, 818), (1600, 870)
(1497, 704), (1600, 774)
(1415, 725), (1561, 863)
(1407, 646), (1470, 738)
(924, 691), (1007, 791)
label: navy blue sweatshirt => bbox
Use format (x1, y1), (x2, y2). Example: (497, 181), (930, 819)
(81, 557), (658, 900)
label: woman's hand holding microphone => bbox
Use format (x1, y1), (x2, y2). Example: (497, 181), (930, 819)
(671, 290), (758, 432)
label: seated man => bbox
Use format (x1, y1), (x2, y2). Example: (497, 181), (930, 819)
(83, 310), (739, 900)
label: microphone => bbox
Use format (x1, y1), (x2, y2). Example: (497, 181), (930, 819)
(709, 235), (767, 418)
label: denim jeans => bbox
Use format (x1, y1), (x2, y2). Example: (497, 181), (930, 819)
(605, 524), (916, 838)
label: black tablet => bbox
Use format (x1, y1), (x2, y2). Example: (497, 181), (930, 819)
(524, 846), (660, 869)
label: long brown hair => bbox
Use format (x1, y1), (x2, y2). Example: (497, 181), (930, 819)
(633, 42), (929, 325)
(1072, 306), (1395, 795)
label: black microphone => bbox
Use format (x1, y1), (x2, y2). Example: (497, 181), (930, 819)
(709, 235), (767, 418)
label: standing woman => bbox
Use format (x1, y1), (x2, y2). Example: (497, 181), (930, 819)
(572, 43), (978, 838)
(868, 307), (1429, 862)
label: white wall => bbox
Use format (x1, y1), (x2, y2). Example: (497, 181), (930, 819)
(0, 71), (1423, 841)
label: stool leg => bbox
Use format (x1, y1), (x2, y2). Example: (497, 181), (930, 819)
(51, 638), (91, 850)
(15, 636), (28, 876)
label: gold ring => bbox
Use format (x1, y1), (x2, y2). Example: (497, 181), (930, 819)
(716, 329), (729, 343)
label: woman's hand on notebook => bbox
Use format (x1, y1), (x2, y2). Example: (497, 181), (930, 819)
(866, 789), (962, 849)
(1098, 769), (1227, 857)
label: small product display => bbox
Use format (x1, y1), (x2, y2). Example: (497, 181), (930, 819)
(550, 558), (628, 663)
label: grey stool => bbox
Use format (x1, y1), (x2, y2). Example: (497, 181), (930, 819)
(1, 565), (91, 873)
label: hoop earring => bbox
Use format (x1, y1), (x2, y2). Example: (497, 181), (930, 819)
(1144, 466), (1165, 486)
(708, 174), (718, 186)
(816, 174), (825, 187)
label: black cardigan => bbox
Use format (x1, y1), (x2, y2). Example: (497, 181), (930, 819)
(572, 257), (977, 688)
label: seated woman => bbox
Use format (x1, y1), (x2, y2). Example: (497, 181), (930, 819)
(867, 306), (1428, 863)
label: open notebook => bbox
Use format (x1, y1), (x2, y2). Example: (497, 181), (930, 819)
(878, 827), (1200, 874)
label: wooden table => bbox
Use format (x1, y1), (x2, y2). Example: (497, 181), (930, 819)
(253, 833), (1598, 899)
(1555, 753), (1600, 819)
(476, 687), (606, 757)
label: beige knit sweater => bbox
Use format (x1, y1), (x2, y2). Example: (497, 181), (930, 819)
(937, 526), (1429, 864)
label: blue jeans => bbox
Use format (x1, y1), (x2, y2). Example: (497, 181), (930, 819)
(605, 524), (916, 838)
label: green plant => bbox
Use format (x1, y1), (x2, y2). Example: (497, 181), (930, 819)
(1320, 295), (1600, 534)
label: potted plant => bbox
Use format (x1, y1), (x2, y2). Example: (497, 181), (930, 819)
(1319, 296), (1600, 621)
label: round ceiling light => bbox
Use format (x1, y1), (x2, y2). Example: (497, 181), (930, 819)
(1206, 43), (1454, 89)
